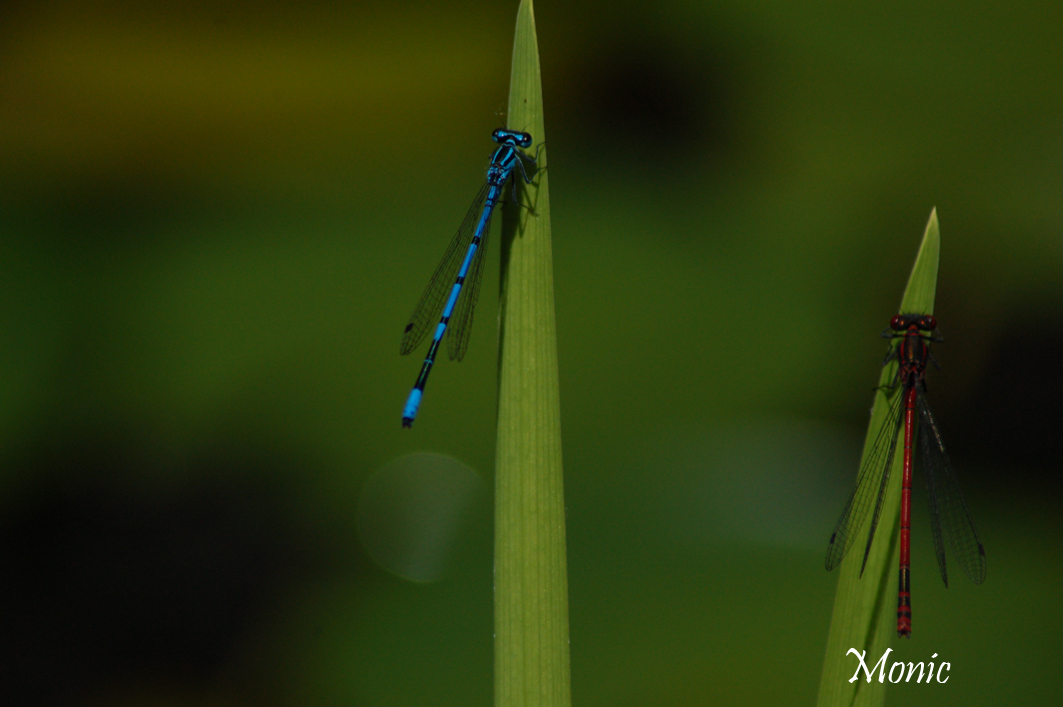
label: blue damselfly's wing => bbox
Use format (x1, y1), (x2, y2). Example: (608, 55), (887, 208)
(401, 182), (490, 355)
(447, 196), (496, 362)
(917, 394), (987, 585)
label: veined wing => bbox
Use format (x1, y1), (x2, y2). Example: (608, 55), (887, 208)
(826, 389), (905, 574)
(447, 194), (497, 362)
(401, 182), (490, 355)
(917, 393), (987, 585)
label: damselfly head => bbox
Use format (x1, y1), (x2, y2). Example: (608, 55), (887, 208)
(492, 129), (533, 148)
(890, 313), (937, 331)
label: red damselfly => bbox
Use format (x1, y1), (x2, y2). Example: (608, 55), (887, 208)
(826, 314), (986, 637)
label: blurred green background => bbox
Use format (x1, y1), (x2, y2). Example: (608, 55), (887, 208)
(1, 0), (1061, 705)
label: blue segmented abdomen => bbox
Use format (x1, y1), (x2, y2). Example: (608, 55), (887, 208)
(402, 388), (422, 423)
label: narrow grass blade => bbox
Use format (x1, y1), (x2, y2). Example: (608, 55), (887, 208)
(493, 2), (571, 707)
(816, 209), (940, 707)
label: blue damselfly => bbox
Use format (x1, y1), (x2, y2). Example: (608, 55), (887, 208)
(400, 129), (539, 427)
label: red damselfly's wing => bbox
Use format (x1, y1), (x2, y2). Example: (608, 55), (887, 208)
(826, 389), (905, 575)
(917, 393), (987, 585)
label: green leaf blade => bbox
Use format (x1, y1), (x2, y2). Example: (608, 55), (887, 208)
(494, 2), (570, 707)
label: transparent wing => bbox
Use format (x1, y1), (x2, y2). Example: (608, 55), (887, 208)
(920, 400), (951, 587)
(400, 182), (490, 355)
(447, 197), (496, 361)
(826, 390), (905, 573)
(917, 393), (988, 585)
